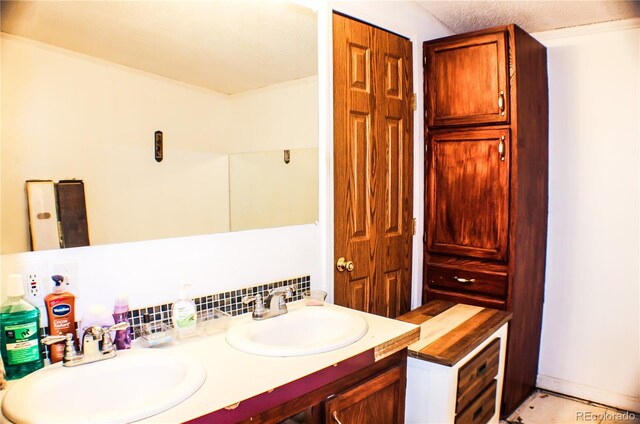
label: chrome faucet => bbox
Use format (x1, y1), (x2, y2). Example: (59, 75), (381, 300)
(43, 321), (130, 367)
(242, 284), (297, 320)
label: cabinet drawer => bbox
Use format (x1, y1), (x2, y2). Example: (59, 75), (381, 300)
(455, 380), (497, 424)
(456, 338), (501, 412)
(427, 266), (507, 299)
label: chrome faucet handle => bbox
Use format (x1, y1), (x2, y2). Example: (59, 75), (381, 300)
(242, 293), (264, 307)
(269, 284), (297, 298)
(43, 333), (79, 363)
(243, 293), (267, 318)
(42, 334), (69, 345)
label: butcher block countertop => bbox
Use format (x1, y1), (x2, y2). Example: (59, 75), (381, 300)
(397, 300), (512, 366)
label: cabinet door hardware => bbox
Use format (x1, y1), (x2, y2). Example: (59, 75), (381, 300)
(498, 91), (506, 115)
(454, 276), (476, 284)
(332, 411), (343, 424)
(498, 136), (506, 161)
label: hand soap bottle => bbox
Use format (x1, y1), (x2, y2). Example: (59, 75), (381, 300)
(44, 274), (77, 364)
(172, 282), (197, 339)
(0, 274), (44, 379)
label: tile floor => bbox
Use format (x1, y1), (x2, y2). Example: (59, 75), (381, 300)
(504, 391), (639, 424)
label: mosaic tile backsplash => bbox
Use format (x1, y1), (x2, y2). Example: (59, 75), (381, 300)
(40, 275), (311, 359)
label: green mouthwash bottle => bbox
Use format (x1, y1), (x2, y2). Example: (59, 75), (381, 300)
(1, 274), (44, 379)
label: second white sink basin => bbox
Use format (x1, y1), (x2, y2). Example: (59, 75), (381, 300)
(226, 304), (369, 356)
(1, 348), (206, 423)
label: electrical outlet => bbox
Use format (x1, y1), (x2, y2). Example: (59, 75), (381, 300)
(51, 261), (80, 297)
(19, 262), (49, 307)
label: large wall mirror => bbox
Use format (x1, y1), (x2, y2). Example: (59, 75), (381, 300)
(0, 0), (318, 254)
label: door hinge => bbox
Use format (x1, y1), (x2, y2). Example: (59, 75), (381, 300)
(423, 232), (427, 244)
(423, 56), (426, 66)
(411, 93), (417, 111)
(412, 218), (417, 235)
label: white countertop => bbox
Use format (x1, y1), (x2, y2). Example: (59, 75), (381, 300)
(1, 301), (418, 423)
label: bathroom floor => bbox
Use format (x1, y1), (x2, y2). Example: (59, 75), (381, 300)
(504, 390), (639, 424)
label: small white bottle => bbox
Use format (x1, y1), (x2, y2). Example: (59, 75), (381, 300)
(172, 282), (197, 339)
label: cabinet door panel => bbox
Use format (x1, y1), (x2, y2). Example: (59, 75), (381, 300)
(425, 32), (509, 127)
(325, 365), (404, 424)
(427, 129), (510, 261)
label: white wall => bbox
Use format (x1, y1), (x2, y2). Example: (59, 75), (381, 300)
(1, 34), (232, 252)
(0, 224), (321, 321)
(534, 19), (640, 413)
(230, 148), (318, 231)
(1, 35), (318, 254)
(226, 76), (318, 154)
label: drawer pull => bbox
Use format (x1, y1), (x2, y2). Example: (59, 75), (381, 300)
(454, 276), (476, 284)
(477, 362), (488, 376)
(332, 411), (343, 424)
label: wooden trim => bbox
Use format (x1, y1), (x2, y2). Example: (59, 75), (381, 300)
(374, 326), (420, 361)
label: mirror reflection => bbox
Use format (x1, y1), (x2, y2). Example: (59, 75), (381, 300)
(0, 0), (319, 254)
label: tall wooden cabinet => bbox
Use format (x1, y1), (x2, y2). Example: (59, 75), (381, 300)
(422, 25), (548, 418)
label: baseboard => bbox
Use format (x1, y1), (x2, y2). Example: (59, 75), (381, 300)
(537, 374), (640, 413)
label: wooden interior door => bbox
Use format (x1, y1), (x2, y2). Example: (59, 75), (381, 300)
(426, 128), (510, 261)
(425, 31), (509, 127)
(333, 13), (413, 318)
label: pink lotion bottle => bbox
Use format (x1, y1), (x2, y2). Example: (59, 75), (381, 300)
(113, 293), (131, 349)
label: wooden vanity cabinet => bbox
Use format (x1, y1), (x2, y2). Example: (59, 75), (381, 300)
(240, 350), (407, 424)
(324, 365), (405, 424)
(423, 24), (548, 418)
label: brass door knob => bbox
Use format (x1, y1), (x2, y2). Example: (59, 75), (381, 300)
(336, 257), (354, 272)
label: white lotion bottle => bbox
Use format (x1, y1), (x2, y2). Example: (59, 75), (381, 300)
(172, 282), (197, 339)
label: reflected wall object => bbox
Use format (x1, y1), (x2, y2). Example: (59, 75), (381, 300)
(26, 180), (60, 251)
(56, 180), (90, 249)
(26, 180), (90, 251)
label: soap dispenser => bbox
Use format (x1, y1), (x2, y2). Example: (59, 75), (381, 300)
(172, 282), (197, 339)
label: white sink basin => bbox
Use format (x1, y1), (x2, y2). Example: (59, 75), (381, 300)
(226, 305), (368, 356)
(1, 348), (206, 423)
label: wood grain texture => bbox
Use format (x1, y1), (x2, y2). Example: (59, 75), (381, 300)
(426, 264), (508, 299)
(456, 338), (500, 412)
(426, 128), (511, 261)
(374, 326), (420, 361)
(500, 24), (549, 417)
(455, 380), (497, 424)
(333, 12), (413, 318)
(192, 350), (406, 424)
(425, 30), (509, 127)
(325, 364), (406, 424)
(397, 302), (511, 367)
(422, 24), (548, 418)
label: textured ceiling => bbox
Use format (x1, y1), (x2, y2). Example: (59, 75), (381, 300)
(0, 1), (318, 95)
(416, 0), (640, 34)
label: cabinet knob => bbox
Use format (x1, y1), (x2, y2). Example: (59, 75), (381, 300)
(498, 91), (506, 115)
(336, 257), (354, 272)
